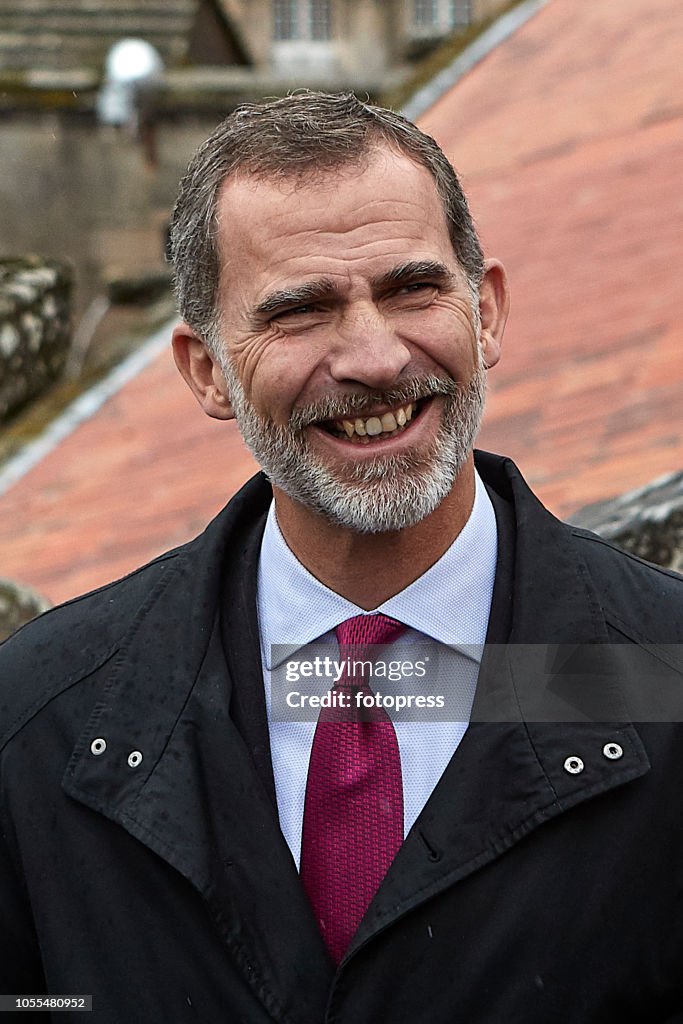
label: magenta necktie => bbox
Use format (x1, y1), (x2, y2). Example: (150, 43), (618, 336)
(300, 613), (406, 965)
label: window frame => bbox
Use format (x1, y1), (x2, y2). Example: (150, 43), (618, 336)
(411, 0), (472, 33)
(272, 0), (333, 42)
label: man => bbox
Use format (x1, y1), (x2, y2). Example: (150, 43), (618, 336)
(1, 92), (682, 1022)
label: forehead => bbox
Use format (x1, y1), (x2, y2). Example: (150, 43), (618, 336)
(214, 149), (457, 299)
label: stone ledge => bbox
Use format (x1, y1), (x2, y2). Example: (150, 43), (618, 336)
(0, 65), (404, 112)
(570, 471), (683, 573)
(0, 577), (51, 643)
(0, 256), (73, 422)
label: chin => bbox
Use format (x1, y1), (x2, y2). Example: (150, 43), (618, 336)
(271, 442), (471, 534)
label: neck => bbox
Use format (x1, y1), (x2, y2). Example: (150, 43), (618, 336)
(272, 458), (476, 609)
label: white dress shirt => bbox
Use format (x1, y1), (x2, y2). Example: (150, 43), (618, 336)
(256, 470), (498, 868)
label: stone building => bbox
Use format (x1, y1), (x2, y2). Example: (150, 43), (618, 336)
(228, 0), (503, 84)
(0, 0), (511, 98)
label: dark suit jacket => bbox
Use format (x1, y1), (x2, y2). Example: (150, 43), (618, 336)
(1, 452), (683, 1023)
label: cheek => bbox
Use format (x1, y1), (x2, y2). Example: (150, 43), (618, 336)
(228, 329), (299, 412)
(244, 343), (321, 424)
(398, 304), (479, 373)
(227, 332), (275, 396)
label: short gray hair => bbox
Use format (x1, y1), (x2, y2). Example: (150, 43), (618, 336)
(169, 90), (484, 346)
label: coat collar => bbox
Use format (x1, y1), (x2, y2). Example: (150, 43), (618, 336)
(62, 453), (650, 1017)
(63, 473), (334, 1023)
(348, 453), (650, 963)
(475, 451), (607, 645)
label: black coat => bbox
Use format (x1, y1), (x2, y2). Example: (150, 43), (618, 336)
(1, 452), (683, 1023)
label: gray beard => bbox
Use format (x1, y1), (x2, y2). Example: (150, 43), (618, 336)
(219, 354), (487, 534)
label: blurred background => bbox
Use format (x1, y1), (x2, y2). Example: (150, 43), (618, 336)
(0, 0), (681, 636)
(0, 0), (507, 326)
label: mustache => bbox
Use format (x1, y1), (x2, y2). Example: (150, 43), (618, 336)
(289, 374), (460, 429)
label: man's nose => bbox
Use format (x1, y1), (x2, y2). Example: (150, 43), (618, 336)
(328, 306), (411, 390)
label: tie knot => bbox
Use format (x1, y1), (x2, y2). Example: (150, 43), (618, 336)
(335, 613), (406, 649)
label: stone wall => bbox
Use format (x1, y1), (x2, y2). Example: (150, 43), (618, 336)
(0, 577), (51, 644)
(0, 116), (202, 319)
(571, 471), (683, 573)
(0, 256), (72, 421)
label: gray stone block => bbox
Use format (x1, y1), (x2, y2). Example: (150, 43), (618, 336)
(0, 577), (51, 644)
(0, 255), (73, 421)
(571, 472), (683, 573)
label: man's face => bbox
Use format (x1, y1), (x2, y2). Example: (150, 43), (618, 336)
(211, 148), (492, 533)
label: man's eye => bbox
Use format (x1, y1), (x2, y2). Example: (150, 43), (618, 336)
(275, 304), (316, 319)
(397, 282), (435, 296)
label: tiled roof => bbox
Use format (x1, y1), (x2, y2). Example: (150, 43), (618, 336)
(1, 0), (682, 603)
(419, 0), (683, 513)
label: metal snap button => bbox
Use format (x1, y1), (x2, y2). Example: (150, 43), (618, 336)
(603, 742), (623, 760)
(127, 750), (143, 768)
(90, 738), (107, 756)
(563, 755), (584, 775)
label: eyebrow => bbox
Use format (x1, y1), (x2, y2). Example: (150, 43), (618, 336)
(250, 259), (456, 321)
(372, 260), (457, 291)
(251, 279), (338, 319)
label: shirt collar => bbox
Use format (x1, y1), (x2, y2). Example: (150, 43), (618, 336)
(256, 471), (498, 669)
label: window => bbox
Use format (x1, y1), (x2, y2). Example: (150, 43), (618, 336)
(273, 0), (332, 42)
(274, 0), (298, 41)
(450, 0), (472, 26)
(414, 0), (437, 28)
(310, 0), (332, 40)
(412, 0), (471, 32)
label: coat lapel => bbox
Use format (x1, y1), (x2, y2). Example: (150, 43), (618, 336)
(62, 477), (333, 1023)
(348, 454), (651, 960)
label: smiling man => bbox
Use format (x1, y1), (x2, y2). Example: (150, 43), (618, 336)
(172, 139), (507, 604)
(1, 92), (683, 1023)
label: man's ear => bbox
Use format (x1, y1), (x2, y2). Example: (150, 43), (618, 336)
(171, 322), (234, 421)
(478, 259), (510, 370)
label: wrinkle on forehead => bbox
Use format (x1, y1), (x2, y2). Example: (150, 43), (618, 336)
(214, 155), (368, 262)
(216, 142), (398, 202)
(219, 203), (444, 273)
(256, 224), (440, 268)
(214, 149), (455, 312)
(215, 148), (445, 248)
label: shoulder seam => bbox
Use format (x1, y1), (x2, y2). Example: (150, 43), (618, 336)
(47, 548), (181, 610)
(2, 550), (181, 648)
(0, 555), (186, 751)
(570, 527), (683, 581)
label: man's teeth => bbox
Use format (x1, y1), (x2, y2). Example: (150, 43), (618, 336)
(336, 402), (416, 439)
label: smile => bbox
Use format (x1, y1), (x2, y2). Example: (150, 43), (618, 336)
(319, 401), (423, 445)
